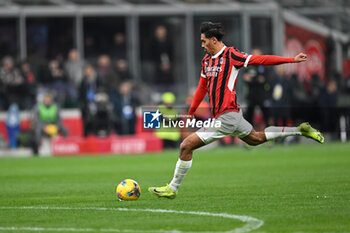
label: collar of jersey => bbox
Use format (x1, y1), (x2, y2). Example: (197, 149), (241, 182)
(211, 45), (227, 59)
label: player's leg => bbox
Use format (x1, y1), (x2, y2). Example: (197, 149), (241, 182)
(169, 133), (204, 191)
(239, 108), (324, 145)
(148, 133), (205, 199)
(264, 123), (324, 143)
(242, 123), (324, 146)
(149, 111), (251, 198)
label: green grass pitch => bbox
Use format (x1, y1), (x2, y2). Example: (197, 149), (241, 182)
(0, 142), (349, 233)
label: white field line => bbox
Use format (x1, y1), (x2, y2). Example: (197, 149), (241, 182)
(0, 206), (264, 233)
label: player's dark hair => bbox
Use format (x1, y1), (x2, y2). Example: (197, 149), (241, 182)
(200, 22), (225, 41)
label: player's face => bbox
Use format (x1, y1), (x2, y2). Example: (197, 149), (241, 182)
(201, 34), (215, 55)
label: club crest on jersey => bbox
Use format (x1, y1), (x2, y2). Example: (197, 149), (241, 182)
(220, 57), (224, 64)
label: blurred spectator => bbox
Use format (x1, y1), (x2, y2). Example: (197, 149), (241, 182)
(342, 74), (350, 93)
(309, 73), (325, 125)
(32, 92), (68, 154)
(0, 56), (25, 109)
(310, 73), (325, 103)
(115, 59), (132, 81)
(97, 55), (120, 92)
(112, 32), (127, 60)
(6, 103), (20, 148)
(319, 79), (338, 133)
(115, 81), (139, 135)
(150, 25), (173, 85)
(155, 92), (181, 148)
(289, 73), (310, 122)
(44, 59), (77, 107)
(79, 64), (101, 136)
(243, 48), (271, 127)
(64, 48), (84, 88)
(83, 90), (116, 137)
(270, 66), (292, 126)
(79, 64), (101, 106)
(20, 60), (36, 110)
(97, 54), (120, 113)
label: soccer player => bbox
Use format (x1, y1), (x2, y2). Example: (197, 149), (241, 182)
(148, 22), (324, 199)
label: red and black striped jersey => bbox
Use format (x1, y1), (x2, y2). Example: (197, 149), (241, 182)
(200, 46), (250, 117)
(188, 45), (295, 118)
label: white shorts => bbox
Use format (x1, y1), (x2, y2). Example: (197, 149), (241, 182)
(196, 110), (253, 144)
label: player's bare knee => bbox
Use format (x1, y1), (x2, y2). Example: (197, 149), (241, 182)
(180, 140), (192, 153)
(179, 141), (193, 161)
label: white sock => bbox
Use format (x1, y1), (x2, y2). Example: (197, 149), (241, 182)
(169, 159), (192, 192)
(264, 126), (301, 141)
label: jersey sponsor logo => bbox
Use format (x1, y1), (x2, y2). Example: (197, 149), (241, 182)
(205, 66), (222, 78)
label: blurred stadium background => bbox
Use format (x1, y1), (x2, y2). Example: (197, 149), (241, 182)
(0, 0), (349, 156)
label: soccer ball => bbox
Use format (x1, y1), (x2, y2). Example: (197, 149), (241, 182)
(116, 179), (141, 201)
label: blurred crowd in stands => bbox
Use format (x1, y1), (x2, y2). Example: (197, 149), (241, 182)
(243, 48), (350, 140)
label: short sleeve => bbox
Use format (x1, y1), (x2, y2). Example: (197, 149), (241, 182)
(229, 47), (251, 69)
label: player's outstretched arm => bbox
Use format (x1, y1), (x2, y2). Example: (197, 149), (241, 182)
(247, 52), (307, 66)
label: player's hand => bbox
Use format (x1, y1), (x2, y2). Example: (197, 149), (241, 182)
(294, 53), (307, 63)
